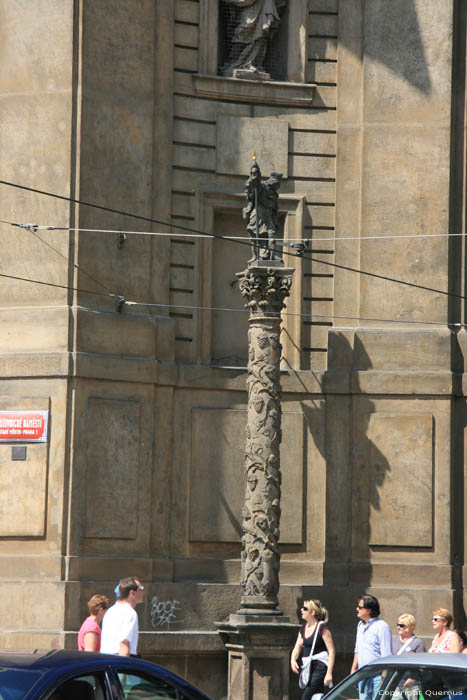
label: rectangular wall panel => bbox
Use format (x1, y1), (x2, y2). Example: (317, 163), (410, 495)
(189, 408), (303, 544)
(0, 443), (48, 536)
(0, 396), (49, 537)
(368, 413), (433, 547)
(85, 398), (141, 539)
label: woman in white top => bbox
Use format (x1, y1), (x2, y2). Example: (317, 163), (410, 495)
(428, 609), (461, 653)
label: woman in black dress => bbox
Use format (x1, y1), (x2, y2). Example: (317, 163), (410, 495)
(291, 599), (335, 700)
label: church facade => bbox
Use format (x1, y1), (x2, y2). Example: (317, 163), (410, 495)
(0, 1), (465, 697)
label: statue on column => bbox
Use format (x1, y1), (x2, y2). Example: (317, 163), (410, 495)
(243, 158), (283, 263)
(222, 0), (287, 79)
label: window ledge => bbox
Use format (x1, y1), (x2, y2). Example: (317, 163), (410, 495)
(193, 74), (316, 107)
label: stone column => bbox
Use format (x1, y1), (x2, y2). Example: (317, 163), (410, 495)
(217, 159), (297, 700)
(236, 263), (293, 615)
(217, 263), (296, 700)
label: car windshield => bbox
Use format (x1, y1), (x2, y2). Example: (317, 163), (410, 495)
(325, 663), (467, 700)
(0, 668), (42, 700)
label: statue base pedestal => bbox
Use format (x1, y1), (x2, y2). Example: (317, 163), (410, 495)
(232, 68), (271, 81)
(216, 614), (297, 700)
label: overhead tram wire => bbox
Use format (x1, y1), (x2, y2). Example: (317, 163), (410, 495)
(0, 218), (115, 296)
(0, 270), (462, 330)
(123, 298), (461, 329)
(0, 178), (465, 304)
(0, 271), (115, 300)
(4, 219), (467, 243)
(4, 214), (467, 307)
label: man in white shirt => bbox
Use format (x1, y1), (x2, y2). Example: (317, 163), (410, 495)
(100, 577), (145, 656)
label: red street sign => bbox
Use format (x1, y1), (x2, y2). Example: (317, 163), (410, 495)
(0, 411), (49, 443)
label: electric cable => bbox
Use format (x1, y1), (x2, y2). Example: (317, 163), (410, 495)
(28, 227), (114, 295)
(125, 298), (460, 328)
(4, 217), (467, 242)
(0, 178), (465, 304)
(0, 270), (462, 329)
(0, 271), (115, 299)
(0, 219), (116, 296)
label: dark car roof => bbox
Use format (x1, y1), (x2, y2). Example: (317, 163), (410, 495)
(0, 649), (130, 669)
(0, 650), (211, 699)
(367, 653), (467, 669)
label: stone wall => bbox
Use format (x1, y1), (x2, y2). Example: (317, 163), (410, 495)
(0, 1), (466, 698)
(169, 0), (337, 370)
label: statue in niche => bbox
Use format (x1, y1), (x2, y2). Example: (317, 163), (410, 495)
(221, 0), (287, 79)
(243, 158), (283, 262)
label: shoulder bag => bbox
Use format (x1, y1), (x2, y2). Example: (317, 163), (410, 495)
(299, 621), (323, 690)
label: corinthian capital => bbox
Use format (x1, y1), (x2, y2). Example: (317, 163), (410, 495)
(237, 265), (294, 317)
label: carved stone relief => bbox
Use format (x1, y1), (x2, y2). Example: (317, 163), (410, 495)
(236, 265), (293, 610)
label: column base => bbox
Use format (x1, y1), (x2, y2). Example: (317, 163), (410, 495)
(232, 612), (290, 624)
(216, 614), (297, 700)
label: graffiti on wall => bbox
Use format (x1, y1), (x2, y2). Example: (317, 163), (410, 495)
(150, 595), (183, 629)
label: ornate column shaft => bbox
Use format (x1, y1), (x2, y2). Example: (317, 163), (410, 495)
(236, 264), (293, 614)
(217, 159), (297, 700)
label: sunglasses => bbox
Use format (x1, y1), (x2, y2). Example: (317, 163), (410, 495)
(432, 616), (442, 622)
(357, 605), (366, 609)
(396, 623), (407, 628)
(301, 606), (309, 611)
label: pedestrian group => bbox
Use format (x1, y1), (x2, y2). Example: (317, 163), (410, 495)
(290, 594), (465, 700)
(77, 582), (466, 698)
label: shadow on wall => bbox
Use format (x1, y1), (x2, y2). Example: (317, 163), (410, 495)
(294, 328), (467, 682)
(293, 331), (391, 684)
(341, 0), (432, 95)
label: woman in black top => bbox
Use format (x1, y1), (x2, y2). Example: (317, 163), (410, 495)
(291, 599), (335, 700)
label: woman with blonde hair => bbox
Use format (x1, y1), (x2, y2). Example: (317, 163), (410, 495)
(428, 608), (461, 653)
(291, 599), (335, 700)
(392, 613), (425, 653)
(78, 594), (109, 652)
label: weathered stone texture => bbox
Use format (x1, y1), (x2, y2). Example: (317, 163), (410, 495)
(216, 116), (289, 176)
(0, 0), (465, 698)
(189, 408), (303, 544)
(368, 413), (433, 547)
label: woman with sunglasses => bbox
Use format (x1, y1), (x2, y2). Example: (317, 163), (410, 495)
(392, 614), (425, 654)
(428, 608), (461, 653)
(290, 600), (335, 700)
(78, 594), (110, 652)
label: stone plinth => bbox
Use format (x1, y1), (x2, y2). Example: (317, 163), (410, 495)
(217, 616), (297, 700)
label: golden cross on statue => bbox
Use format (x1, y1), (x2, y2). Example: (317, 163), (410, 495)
(252, 149), (257, 161)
